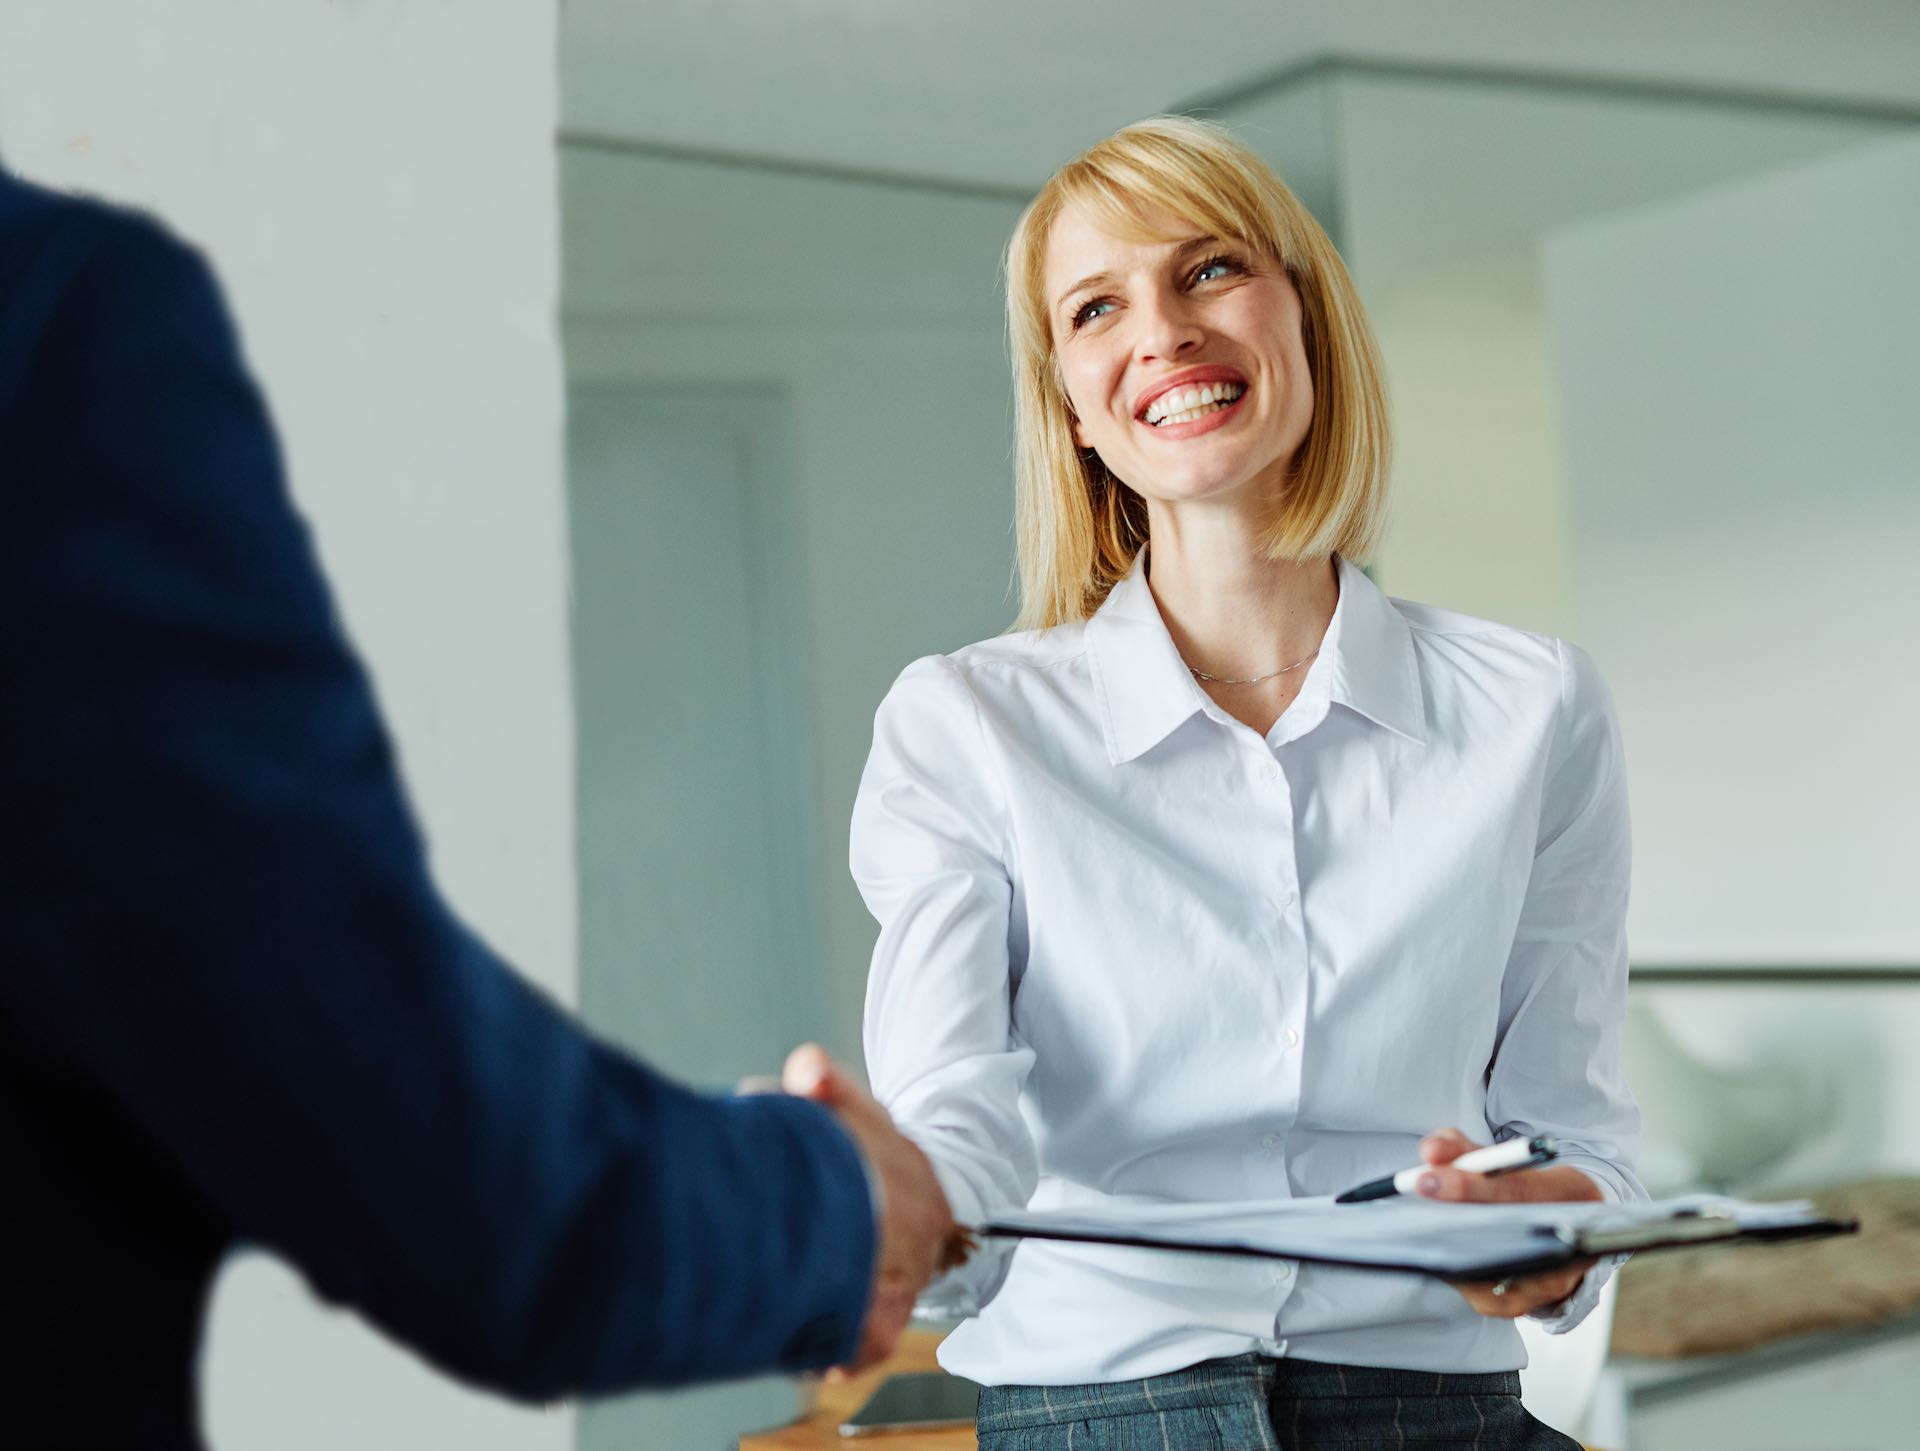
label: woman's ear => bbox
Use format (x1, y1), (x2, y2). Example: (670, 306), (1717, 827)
(1054, 367), (1086, 449)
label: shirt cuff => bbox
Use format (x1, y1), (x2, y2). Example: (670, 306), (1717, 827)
(1525, 1160), (1631, 1334)
(1526, 1251), (1626, 1334)
(909, 1140), (1014, 1318)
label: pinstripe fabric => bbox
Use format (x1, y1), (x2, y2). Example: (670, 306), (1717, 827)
(974, 1356), (1581, 1449)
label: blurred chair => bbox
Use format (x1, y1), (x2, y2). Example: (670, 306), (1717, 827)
(1620, 999), (1833, 1196)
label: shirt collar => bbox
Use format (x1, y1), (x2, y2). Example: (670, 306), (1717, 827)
(1322, 555), (1428, 747)
(1085, 553), (1213, 765)
(1085, 552), (1427, 766)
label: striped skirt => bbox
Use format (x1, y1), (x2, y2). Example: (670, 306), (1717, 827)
(974, 1354), (1581, 1450)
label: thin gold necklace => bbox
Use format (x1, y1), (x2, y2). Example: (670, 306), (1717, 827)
(1184, 646), (1320, 687)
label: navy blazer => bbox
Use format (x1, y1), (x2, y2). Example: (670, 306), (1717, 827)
(0, 171), (873, 1448)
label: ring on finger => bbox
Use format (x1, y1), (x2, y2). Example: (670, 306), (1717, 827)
(1491, 1277), (1515, 1297)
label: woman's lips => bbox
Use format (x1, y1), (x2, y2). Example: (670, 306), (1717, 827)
(1139, 387), (1249, 440)
(1132, 367), (1249, 420)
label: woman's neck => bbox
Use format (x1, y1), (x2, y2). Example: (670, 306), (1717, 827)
(1144, 505), (1339, 688)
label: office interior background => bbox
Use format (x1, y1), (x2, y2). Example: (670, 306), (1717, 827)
(2, 1), (1916, 1447)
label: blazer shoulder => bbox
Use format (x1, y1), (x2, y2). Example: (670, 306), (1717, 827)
(1, 169), (195, 246)
(0, 175), (223, 418)
(0, 170), (83, 240)
(0, 173), (179, 290)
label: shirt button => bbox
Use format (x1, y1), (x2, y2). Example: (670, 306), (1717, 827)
(1260, 1132), (1279, 1152)
(1280, 890), (1297, 908)
(1283, 1027), (1300, 1047)
(1270, 1265), (1294, 1288)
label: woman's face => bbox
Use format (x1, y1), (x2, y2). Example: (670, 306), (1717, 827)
(1043, 201), (1314, 514)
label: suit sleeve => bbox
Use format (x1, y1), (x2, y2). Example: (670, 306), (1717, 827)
(0, 208), (873, 1397)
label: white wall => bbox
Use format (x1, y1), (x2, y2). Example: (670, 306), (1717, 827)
(1318, 73), (1900, 635)
(0, 4), (573, 1448)
(562, 148), (1024, 1060)
(1544, 131), (1920, 966)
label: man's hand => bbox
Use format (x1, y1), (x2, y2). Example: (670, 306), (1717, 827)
(1414, 1127), (1601, 1320)
(781, 1044), (966, 1373)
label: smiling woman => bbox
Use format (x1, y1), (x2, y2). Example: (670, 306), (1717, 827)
(1004, 116), (1388, 632)
(852, 116), (1642, 1451)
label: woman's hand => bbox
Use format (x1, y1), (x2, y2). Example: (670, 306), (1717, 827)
(1414, 1127), (1601, 1320)
(779, 1045), (970, 1376)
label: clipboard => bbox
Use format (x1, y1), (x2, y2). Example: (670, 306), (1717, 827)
(978, 1193), (1857, 1282)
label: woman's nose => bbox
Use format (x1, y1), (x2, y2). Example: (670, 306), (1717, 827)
(1132, 289), (1204, 362)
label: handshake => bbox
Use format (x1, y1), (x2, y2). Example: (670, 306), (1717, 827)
(761, 1045), (973, 1374)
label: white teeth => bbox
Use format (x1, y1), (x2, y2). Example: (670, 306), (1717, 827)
(1164, 402), (1221, 425)
(1145, 381), (1244, 425)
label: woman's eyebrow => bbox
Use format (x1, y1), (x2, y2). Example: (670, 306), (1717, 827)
(1055, 270), (1115, 316)
(1054, 236), (1223, 316)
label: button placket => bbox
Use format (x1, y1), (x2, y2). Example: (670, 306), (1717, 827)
(1254, 747), (1305, 1115)
(1257, 753), (1300, 918)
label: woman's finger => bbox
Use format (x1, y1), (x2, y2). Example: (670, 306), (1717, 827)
(1453, 1262), (1590, 1318)
(1416, 1162), (1604, 1204)
(1418, 1127), (1478, 1166)
(781, 1041), (840, 1100)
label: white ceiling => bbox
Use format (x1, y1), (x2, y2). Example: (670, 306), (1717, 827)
(560, 0), (1920, 191)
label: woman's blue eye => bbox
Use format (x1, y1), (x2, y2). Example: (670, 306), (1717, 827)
(1072, 299), (1115, 330)
(1192, 256), (1239, 284)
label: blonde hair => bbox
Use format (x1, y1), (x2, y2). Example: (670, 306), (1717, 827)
(1007, 116), (1390, 631)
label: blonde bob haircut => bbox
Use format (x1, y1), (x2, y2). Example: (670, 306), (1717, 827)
(1007, 116), (1390, 631)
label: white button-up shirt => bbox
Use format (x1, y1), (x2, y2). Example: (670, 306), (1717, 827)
(852, 554), (1643, 1385)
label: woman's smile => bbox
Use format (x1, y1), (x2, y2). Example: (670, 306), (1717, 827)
(1136, 370), (1250, 437)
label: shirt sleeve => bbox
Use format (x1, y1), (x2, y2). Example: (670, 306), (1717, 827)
(852, 655), (1037, 1312)
(1486, 640), (1647, 1333)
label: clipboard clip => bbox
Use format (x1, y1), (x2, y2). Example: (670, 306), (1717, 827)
(1552, 1203), (1740, 1255)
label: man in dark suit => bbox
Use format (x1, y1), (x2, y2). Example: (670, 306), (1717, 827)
(0, 168), (957, 1447)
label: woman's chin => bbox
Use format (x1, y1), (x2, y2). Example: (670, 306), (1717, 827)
(1131, 467), (1275, 512)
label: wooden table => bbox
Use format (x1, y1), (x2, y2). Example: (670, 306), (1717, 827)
(738, 1330), (972, 1450)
